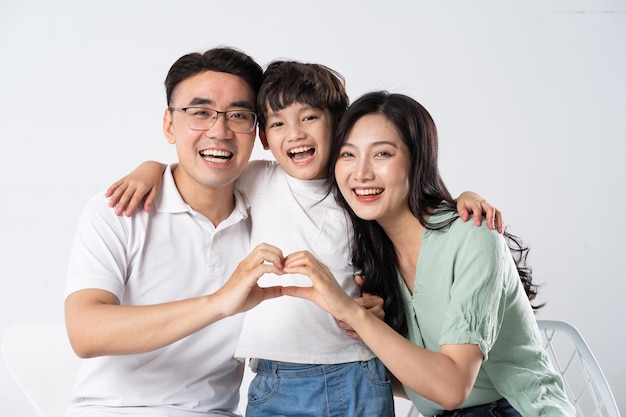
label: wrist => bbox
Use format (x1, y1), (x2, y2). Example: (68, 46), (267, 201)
(342, 300), (369, 330)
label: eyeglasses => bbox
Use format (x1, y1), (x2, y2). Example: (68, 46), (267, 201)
(168, 107), (257, 133)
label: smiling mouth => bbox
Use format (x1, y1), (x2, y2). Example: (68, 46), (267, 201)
(288, 146), (315, 162)
(200, 149), (233, 163)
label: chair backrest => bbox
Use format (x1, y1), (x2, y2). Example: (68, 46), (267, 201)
(405, 319), (620, 417)
(405, 404), (422, 417)
(537, 319), (621, 417)
(1, 321), (81, 417)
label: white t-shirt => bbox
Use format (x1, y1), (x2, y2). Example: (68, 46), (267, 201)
(234, 160), (374, 364)
(64, 165), (250, 417)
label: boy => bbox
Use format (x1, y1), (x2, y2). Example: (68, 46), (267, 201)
(234, 61), (393, 416)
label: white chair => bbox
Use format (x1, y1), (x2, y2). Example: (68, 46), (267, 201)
(1, 321), (81, 417)
(537, 319), (620, 417)
(405, 319), (620, 417)
(406, 403), (422, 417)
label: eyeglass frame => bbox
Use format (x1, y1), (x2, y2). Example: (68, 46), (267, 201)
(168, 106), (258, 133)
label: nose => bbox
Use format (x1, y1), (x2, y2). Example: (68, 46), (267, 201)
(205, 113), (233, 140)
(353, 157), (374, 182)
(286, 123), (304, 142)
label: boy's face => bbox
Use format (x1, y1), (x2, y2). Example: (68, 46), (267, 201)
(163, 70), (256, 194)
(261, 102), (333, 180)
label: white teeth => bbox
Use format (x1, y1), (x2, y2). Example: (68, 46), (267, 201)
(202, 156), (227, 164)
(289, 146), (313, 155)
(200, 149), (232, 157)
(354, 189), (382, 196)
(199, 149), (233, 164)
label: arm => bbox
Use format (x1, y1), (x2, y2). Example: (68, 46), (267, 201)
(65, 243), (285, 358)
(281, 251), (483, 410)
(339, 275), (385, 339)
(456, 191), (503, 234)
(105, 161), (167, 216)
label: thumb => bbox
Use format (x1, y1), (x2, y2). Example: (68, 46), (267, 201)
(281, 285), (314, 301)
(261, 286), (284, 301)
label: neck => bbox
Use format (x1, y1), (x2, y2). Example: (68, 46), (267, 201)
(379, 210), (423, 247)
(378, 211), (425, 289)
(173, 171), (236, 227)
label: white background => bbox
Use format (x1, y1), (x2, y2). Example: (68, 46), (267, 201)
(1, 0), (624, 415)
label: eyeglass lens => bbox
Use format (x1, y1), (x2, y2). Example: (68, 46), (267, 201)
(186, 108), (256, 133)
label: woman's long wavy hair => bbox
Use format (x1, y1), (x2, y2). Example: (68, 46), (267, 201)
(327, 91), (542, 337)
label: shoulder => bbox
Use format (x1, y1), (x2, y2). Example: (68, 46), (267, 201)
(428, 211), (504, 254)
(454, 218), (504, 251)
(81, 192), (120, 219)
(242, 159), (279, 177)
(78, 192), (148, 233)
(236, 160), (282, 194)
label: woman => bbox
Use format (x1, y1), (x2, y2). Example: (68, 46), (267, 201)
(282, 91), (575, 416)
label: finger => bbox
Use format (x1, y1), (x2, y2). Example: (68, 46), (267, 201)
(457, 204), (470, 222)
(495, 210), (504, 234)
(338, 320), (362, 335)
(344, 329), (360, 340)
(354, 295), (372, 309)
(259, 286), (284, 301)
(357, 297), (384, 320)
(248, 244), (285, 272)
(241, 257), (284, 280)
(258, 249), (284, 271)
(105, 179), (124, 198)
(353, 275), (365, 290)
(283, 250), (312, 265)
(281, 285), (315, 301)
(143, 188), (159, 213)
(481, 203), (496, 230)
(123, 190), (147, 217)
(338, 320), (351, 330)
(115, 188), (137, 217)
(282, 262), (318, 282)
(283, 251), (322, 273)
(472, 201), (483, 226)
(107, 183), (128, 210)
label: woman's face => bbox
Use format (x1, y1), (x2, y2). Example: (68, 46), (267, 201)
(334, 113), (412, 225)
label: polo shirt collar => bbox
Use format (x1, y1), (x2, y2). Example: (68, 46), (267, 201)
(154, 164), (191, 214)
(154, 164), (249, 224)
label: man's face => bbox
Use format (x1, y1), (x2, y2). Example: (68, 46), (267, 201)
(164, 70), (256, 194)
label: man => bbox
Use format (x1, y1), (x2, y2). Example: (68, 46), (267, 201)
(64, 47), (285, 417)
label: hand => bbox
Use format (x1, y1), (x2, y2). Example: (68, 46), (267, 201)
(214, 243), (286, 317)
(456, 191), (503, 234)
(105, 161), (166, 216)
(339, 275), (384, 339)
(281, 251), (358, 323)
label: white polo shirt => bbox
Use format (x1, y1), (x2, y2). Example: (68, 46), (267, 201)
(65, 165), (250, 417)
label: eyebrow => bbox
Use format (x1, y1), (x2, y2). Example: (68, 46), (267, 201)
(341, 140), (400, 148)
(188, 97), (254, 110)
(265, 110), (282, 118)
(265, 104), (319, 117)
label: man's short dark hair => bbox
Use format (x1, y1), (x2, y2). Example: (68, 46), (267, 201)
(164, 47), (263, 107)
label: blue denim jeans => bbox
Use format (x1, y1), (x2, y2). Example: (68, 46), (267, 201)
(245, 358), (394, 417)
(435, 398), (521, 417)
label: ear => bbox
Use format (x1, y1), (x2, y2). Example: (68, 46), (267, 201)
(259, 128), (270, 150)
(163, 108), (176, 144)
